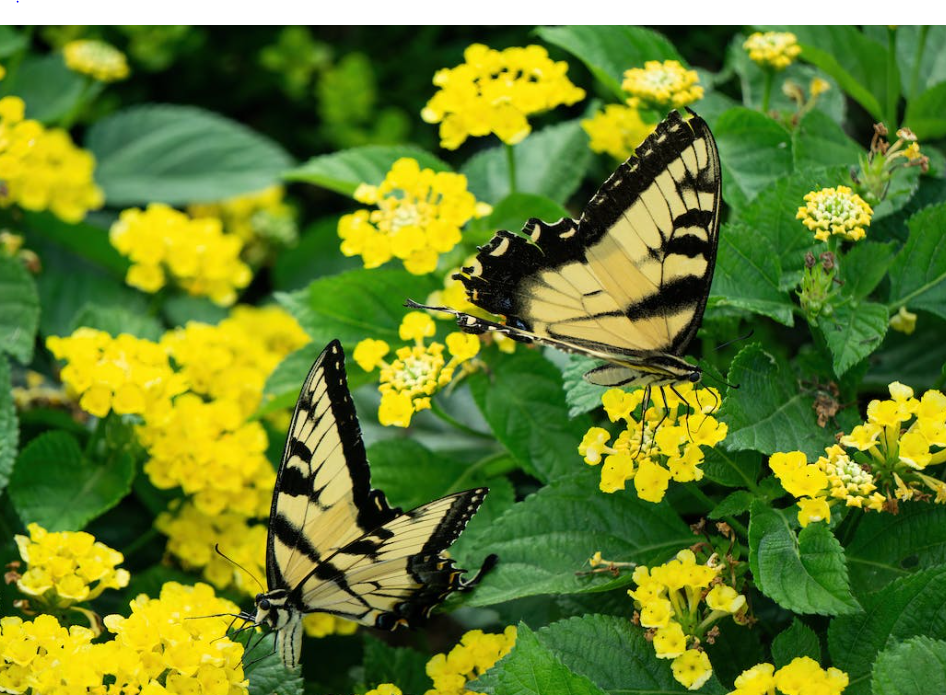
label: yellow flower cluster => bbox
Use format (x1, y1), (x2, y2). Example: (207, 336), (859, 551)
(578, 385), (727, 502)
(139, 394), (274, 517)
(14, 523), (129, 609)
(729, 658), (849, 695)
(796, 186), (873, 243)
(421, 43), (585, 149)
(743, 32), (802, 72)
(355, 312), (481, 427)
(425, 626), (517, 695)
(0, 96), (104, 223)
(621, 60), (703, 110)
(302, 613), (359, 638)
(160, 304), (310, 419)
(630, 549), (746, 691)
(366, 686), (402, 695)
(188, 185), (298, 264)
(581, 104), (656, 161)
(103, 581), (247, 695)
(109, 203), (253, 306)
(771, 382), (946, 525)
(156, 501), (268, 595)
(339, 158), (491, 275)
(46, 329), (187, 419)
(63, 39), (130, 82)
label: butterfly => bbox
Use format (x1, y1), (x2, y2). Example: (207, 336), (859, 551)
(408, 108), (721, 392)
(250, 340), (494, 669)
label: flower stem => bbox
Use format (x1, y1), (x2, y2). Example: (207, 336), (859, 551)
(429, 398), (493, 439)
(908, 26), (930, 100)
(505, 143), (518, 194)
(886, 27), (899, 130)
(761, 70), (774, 115)
(448, 449), (515, 494)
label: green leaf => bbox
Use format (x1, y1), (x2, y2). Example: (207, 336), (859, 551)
(888, 203), (946, 321)
(8, 431), (136, 531)
(536, 25), (683, 99)
(709, 490), (755, 519)
(468, 350), (591, 483)
(85, 104), (294, 206)
(362, 638), (431, 695)
(284, 146), (450, 197)
(0, 54), (88, 123)
(771, 619), (822, 668)
(464, 468), (691, 607)
(872, 636), (946, 695)
(462, 119), (593, 206)
(21, 211), (128, 278)
(472, 622), (608, 695)
(713, 107), (793, 208)
(709, 222), (795, 326)
(0, 256), (40, 364)
(0, 358), (17, 495)
(905, 82), (946, 140)
(845, 503), (946, 597)
(789, 26), (894, 122)
(244, 634), (304, 695)
(481, 193), (571, 245)
(271, 216), (359, 292)
(0, 26), (28, 57)
(561, 355), (608, 418)
(792, 108), (862, 170)
(842, 241), (896, 300)
(275, 268), (438, 347)
(70, 304), (163, 341)
(160, 295), (228, 327)
(702, 447), (762, 489)
(829, 567), (946, 695)
(748, 502), (860, 616)
(721, 345), (828, 459)
(885, 26), (946, 98)
(818, 301), (888, 377)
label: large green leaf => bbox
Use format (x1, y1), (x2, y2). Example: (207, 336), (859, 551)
(21, 211), (128, 278)
(85, 104), (294, 206)
(0, 358), (17, 495)
(362, 638), (431, 695)
(748, 502), (860, 616)
(284, 146), (450, 197)
(536, 25), (683, 99)
(462, 119), (592, 206)
(70, 304), (163, 341)
(792, 108), (862, 170)
(818, 301), (888, 378)
(275, 268), (438, 347)
(888, 203), (946, 321)
(720, 345), (827, 459)
(0, 26), (28, 57)
(0, 256), (40, 364)
(871, 636), (946, 695)
(244, 634), (304, 695)
(0, 54), (88, 123)
(8, 431), (136, 531)
(905, 82), (946, 140)
(842, 241), (896, 301)
(701, 447), (762, 489)
(271, 216), (359, 292)
(561, 355), (608, 418)
(468, 350), (591, 483)
(709, 222), (795, 326)
(713, 107), (792, 209)
(463, 468), (691, 607)
(872, 25), (946, 98)
(829, 567), (946, 695)
(771, 619), (822, 668)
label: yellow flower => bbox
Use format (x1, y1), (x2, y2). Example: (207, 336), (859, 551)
(582, 104), (656, 160)
(810, 77), (831, 97)
(889, 306), (918, 335)
(653, 622), (687, 658)
(621, 60), (703, 110)
(0, 96), (104, 223)
(796, 186), (873, 243)
(671, 649), (713, 690)
(0, 64), (5, 81)
(424, 626), (517, 695)
(797, 496), (831, 526)
(63, 39), (130, 82)
(731, 662), (776, 695)
(339, 158), (490, 275)
(743, 32), (802, 71)
(14, 523), (129, 609)
(774, 657), (848, 695)
(366, 686), (403, 695)
(579, 427), (611, 465)
(354, 338), (391, 372)
(705, 585), (746, 614)
(600, 452), (636, 493)
(400, 311), (437, 342)
(110, 203), (253, 306)
(422, 44), (585, 149)
(302, 613), (359, 638)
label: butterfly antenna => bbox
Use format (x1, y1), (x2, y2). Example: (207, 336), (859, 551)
(214, 544), (266, 594)
(714, 330), (755, 352)
(700, 369), (739, 390)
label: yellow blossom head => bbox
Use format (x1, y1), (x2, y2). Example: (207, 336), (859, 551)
(743, 32), (802, 71)
(796, 186), (873, 243)
(582, 104), (656, 161)
(622, 60), (703, 110)
(354, 338), (391, 372)
(63, 39), (130, 82)
(889, 306), (917, 335)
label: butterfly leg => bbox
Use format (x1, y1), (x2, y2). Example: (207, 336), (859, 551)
(635, 386), (652, 458)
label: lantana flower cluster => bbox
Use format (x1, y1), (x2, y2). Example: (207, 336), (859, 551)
(109, 203), (253, 306)
(742, 32), (802, 71)
(729, 658), (849, 695)
(796, 185), (873, 243)
(338, 157), (491, 275)
(0, 95), (105, 223)
(63, 39), (130, 82)
(579, 384), (727, 502)
(13, 523), (130, 609)
(582, 103), (657, 161)
(622, 60), (703, 111)
(424, 626), (518, 695)
(421, 43), (585, 149)
(354, 311), (481, 428)
(770, 382), (946, 526)
(630, 549), (747, 691)
(45, 329), (187, 419)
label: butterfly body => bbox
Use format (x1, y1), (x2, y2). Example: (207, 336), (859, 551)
(408, 108), (721, 389)
(255, 340), (491, 668)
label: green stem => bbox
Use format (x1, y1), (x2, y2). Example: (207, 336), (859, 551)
(761, 70), (774, 114)
(908, 26), (930, 100)
(886, 27), (899, 130)
(429, 399), (493, 440)
(505, 143), (517, 194)
(683, 482), (749, 539)
(447, 449), (515, 494)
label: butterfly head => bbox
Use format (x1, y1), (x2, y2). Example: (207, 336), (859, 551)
(255, 589), (292, 629)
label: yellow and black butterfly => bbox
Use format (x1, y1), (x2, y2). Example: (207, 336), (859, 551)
(250, 340), (494, 668)
(409, 108), (721, 390)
